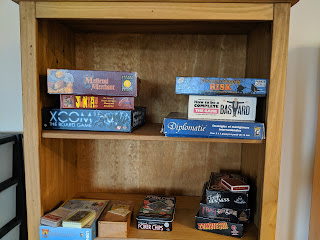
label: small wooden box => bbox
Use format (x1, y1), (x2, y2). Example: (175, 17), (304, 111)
(98, 200), (134, 238)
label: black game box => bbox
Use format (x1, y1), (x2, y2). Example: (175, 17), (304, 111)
(136, 195), (176, 232)
(195, 212), (243, 238)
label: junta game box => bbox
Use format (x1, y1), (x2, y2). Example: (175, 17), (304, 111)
(136, 195), (176, 232)
(188, 95), (257, 121)
(47, 69), (138, 96)
(195, 212), (243, 238)
(176, 77), (267, 96)
(60, 95), (134, 110)
(42, 108), (146, 132)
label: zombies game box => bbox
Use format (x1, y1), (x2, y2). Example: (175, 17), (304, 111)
(176, 77), (267, 96)
(188, 95), (257, 121)
(47, 69), (137, 96)
(136, 195), (176, 232)
(42, 108), (146, 132)
(163, 112), (265, 140)
(195, 212), (243, 238)
(60, 95), (134, 110)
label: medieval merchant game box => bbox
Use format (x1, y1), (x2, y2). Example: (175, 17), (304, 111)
(176, 77), (267, 96)
(163, 112), (265, 140)
(47, 69), (138, 96)
(42, 108), (146, 132)
(188, 95), (257, 121)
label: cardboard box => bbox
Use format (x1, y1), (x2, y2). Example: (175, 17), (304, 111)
(163, 112), (265, 140)
(60, 95), (134, 110)
(195, 212), (243, 238)
(42, 108), (146, 132)
(98, 200), (134, 238)
(188, 95), (257, 121)
(47, 69), (138, 96)
(176, 77), (267, 96)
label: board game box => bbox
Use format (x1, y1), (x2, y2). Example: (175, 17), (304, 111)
(163, 112), (265, 140)
(195, 212), (243, 238)
(60, 95), (134, 110)
(136, 195), (176, 231)
(176, 77), (267, 96)
(42, 108), (146, 132)
(47, 69), (138, 96)
(188, 95), (257, 121)
(199, 203), (250, 223)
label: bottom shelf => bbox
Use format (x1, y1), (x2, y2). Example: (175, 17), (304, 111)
(73, 192), (258, 240)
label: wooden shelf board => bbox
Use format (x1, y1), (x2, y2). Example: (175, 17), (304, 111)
(42, 123), (264, 144)
(73, 192), (258, 240)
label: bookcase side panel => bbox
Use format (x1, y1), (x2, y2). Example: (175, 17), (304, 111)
(37, 20), (78, 214)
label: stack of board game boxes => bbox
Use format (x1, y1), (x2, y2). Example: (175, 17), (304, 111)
(195, 172), (251, 238)
(42, 69), (146, 132)
(163, 77), (268, 139)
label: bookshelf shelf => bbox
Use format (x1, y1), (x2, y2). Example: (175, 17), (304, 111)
(73, 192), (258, 240)
(41, 123), (264, 144)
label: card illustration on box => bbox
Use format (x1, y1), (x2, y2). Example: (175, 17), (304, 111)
(60, 95), (134, 110)
(195, 213), (243, 238)
(42, 108), (146, 132)
(176, 77), (267, 96)
(163, 112), (265, 140)
(47, 69), (137, 96)
(188, 95), (257, 121)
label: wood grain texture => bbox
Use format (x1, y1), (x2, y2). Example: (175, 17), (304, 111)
(35, 2), (273, 20)
(75, 33), (247, 123)
(19, 2), (41, 240)
(259, 4), (291, 240)
(241, 23), (272, 228)
(309, 95), (320, 240)
(74, 192), (258, 240)
(42, 123), (264, 144)
(13, 0), (300, 7)
(76, 140), (242, 196)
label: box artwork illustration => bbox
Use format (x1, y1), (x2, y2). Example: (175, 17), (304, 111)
(176, 77), (267, 96)
(42, 108), (146, 132)
(47, 69), (137, 96)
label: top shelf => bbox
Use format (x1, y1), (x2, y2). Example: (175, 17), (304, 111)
(42, 123), (264, 143)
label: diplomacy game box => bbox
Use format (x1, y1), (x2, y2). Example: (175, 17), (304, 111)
(47, 69), (138, 96)
(42, 108), (146, 132)
(176, 77), (267, 96)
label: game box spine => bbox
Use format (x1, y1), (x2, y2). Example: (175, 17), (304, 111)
(60, 95), (134, 110)
(42, 108), (146, 132)
(188, 95), (257, 121)
(136, 219), (173, 232)
(195, 213), (243, 238)
(47, 69), (138, 96)
(163, 113), (265, 140)
(176, 77), (267, 96)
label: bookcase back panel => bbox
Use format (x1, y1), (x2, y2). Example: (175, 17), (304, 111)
(75, 33), (247, 123)
(76, 140), (242, 196)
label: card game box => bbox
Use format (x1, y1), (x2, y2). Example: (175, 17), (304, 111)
(136, 195), (176, 232)
(195, 212), (243, 238)
(176, 77), (267, 96)
(199, 203), (250, 223)
(163, 112), (265, 140)
(47, 69), (138, 96)
(60, 95), (134, 110)
(188, 95), (257, 121)
(42, 107), (146, 132)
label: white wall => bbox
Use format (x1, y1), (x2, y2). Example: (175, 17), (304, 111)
(0, 0), (22, 132)
(0, 0), (319, 239)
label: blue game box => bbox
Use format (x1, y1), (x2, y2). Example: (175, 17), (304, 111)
(42, 107), (146, 132)
(163, 113), (265, 140)
(40, 220), (97, 240)
(176, 77), (268, 96)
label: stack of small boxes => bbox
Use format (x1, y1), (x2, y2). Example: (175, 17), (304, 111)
(42, 69), (146, 132)
(195, 172), (251, 238)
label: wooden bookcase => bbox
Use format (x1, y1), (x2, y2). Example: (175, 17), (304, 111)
(16, 1), (298, 240)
